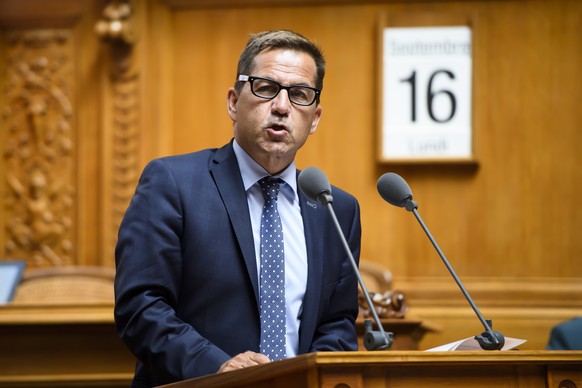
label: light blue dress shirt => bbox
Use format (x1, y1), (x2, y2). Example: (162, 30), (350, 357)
(233, 140), (308, 358)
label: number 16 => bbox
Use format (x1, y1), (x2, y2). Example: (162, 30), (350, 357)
(400, 69), (457, 124)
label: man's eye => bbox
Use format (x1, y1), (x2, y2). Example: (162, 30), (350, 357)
(290, 88), (309, 100)
(254, 83), (278, 96)
(290, 87), (316, 104)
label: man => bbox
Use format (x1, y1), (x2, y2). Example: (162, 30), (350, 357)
(546, 316), (582, 350)
(114, 30), (361, 387)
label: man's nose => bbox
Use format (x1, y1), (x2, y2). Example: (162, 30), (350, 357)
(271, 89), (292, 115)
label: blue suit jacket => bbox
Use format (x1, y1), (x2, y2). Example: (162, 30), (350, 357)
(114, 141), (361, 387)
(546, 317), (582, 350)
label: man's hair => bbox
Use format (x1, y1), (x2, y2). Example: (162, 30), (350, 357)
(234, 30), (326, 101)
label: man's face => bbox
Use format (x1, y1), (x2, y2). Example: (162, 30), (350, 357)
(227, 49), (322, 175)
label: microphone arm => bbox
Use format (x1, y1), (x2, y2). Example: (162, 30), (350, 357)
(319, 193), (393, 351)
(404, 199), (505, 350)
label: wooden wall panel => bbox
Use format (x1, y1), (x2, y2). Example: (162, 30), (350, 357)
(165, 0), (582, 277)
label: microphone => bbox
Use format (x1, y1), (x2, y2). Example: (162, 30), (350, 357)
(376, 172), (505, 350)
(299, 167), (393, 351)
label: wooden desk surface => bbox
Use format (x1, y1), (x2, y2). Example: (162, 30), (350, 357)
(0, 303), (116, 324)
(0, 303), (134, 388)
(162, 350), (582, 388)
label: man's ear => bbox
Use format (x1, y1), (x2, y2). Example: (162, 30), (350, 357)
(227, 88), (238, 121)
(309, 105), (323, 135)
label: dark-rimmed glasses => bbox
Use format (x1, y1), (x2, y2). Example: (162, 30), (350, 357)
(238, 75), (320, 106)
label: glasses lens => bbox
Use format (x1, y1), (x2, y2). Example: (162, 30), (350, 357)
(288, 86), (316, 106)
(251, 79), (279, 99)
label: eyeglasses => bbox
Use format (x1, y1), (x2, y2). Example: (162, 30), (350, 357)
(238, 75), (320, 106)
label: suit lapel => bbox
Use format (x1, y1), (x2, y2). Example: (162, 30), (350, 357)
(210, 153), (326, 352)
(210, 142), (260, 305)
(297, 183), (325, 354)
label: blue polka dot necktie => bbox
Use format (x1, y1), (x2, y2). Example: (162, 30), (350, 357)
(258, 176), (286, 361)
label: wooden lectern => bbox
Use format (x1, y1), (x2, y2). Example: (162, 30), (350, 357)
(159, 351), (582, 388)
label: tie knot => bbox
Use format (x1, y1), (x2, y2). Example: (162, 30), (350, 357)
(258, 176), (282, 203)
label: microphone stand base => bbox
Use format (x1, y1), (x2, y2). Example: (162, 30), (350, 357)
(474, 330), (505, 350)
(364, 329), (394, 351)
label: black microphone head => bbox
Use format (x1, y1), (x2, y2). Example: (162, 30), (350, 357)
(298, 167), (332, 205)
(376, 173), (413, 208)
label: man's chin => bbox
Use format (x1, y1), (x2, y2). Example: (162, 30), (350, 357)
(262, 139), (290, 153)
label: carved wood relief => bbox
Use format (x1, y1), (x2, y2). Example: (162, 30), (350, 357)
(96, 0), (141, 265)
(110, 72), (140, 257)
(2, 29), (76, 268)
